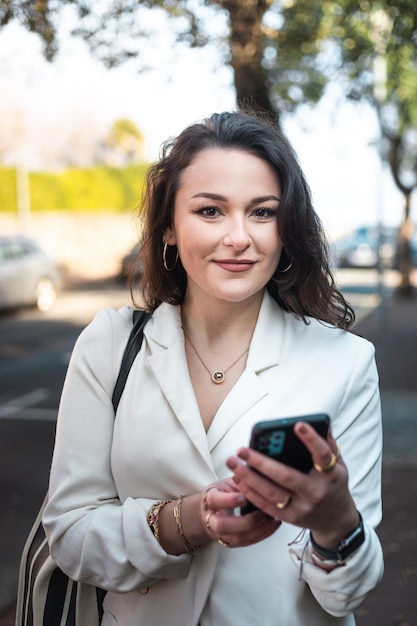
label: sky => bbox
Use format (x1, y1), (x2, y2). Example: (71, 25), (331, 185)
(0, 15), (408, 238)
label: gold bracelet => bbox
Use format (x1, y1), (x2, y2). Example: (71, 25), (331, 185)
(173, 495), (205, 555)
(147, 499), (174, 544)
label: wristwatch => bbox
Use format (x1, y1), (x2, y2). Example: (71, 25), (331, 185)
(310, 512), (365, 563)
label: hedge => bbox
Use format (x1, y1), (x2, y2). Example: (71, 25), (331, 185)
(0, 163), (149, 213)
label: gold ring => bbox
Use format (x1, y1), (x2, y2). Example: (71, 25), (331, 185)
(314, 451), (338, 473)
(218, 538), (230, 547)
(202, 487), (220, 511)
(205, 512), (213, 530)
(276, 495), (292, 510)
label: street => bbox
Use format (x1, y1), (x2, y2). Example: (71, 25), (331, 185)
(0, 269), (414, 623)
(0, 279), (132, 615)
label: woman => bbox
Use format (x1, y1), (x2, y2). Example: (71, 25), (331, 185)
(43, 110), (383, 625)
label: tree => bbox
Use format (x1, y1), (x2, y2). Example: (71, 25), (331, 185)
(213, 1), (275, 115)
(0, 0), (60, 60)
(2, 0), (417, 293)
(0, 1), (276, 114)
(98, 119), (144, 166)
(271, 0), (417, 295)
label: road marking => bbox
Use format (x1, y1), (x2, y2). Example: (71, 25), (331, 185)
(0, 388), (52, 419)
(0, 407), (58, 421)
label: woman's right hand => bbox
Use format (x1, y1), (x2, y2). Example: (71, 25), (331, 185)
(198, 479), (281, 548)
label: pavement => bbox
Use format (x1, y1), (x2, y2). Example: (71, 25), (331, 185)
(1, 290), (417, 626)
(351, 294), (417, 626)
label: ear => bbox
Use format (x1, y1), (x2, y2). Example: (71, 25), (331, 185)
(163, 226), (176, 246)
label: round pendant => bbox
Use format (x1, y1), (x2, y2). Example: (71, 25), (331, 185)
(212, 371), (225, 384)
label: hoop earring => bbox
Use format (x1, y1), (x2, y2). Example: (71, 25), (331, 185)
(279, 257), (293, 273)
(163, 242), (179, 271)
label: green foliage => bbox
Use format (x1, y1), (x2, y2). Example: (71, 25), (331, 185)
(3, 1), (417, 203)
(0, 167), (17, 212)
(0, 0), (217, 67)
(3, 0), (416, 290)
(268, 0), (417, 115)
(100, 119), (145, 165)
(111, 119), (144, 142)
(0, 164), (149, 213)
(267, 0), (417, 211)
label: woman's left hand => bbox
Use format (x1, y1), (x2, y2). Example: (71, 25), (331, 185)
(199, 479), (281, 548)
(226, 421), (359, 548)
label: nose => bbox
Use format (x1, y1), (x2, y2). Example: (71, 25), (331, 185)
(223, 216), (251, 250)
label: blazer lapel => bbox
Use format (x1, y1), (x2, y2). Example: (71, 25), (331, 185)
(144, 294), (286, 462)
(206, 369), (268, 450)
(208, 293), (286, 449)
(144, 304), (214, 468)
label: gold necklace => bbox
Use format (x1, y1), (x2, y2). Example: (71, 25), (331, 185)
(184, 332), (249, 384)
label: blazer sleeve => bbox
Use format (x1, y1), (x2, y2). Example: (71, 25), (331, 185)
(289, 337), (384, 617)
(42, 308), (192, 593)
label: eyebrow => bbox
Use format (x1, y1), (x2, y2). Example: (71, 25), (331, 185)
(191, 192), (281, 203)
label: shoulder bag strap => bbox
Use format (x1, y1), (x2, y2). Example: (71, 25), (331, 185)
(111, 309), (152, 413)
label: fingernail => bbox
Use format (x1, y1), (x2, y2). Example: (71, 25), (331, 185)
(232, 475), (241, 484)
(237, 449), (249, 461)
(226, 457), (237, 469)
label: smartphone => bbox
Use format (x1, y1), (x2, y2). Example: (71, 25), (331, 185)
(240, 413), (330, 515)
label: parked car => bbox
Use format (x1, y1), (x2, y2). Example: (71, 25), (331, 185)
(334, 225), (398, 269)
(0, 235), (61, 312)
(120, 243), (144, 281)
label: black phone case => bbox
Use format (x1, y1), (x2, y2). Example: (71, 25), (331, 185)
(240, 413), (330, 515)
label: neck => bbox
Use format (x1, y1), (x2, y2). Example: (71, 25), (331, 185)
(181, 289), (263, 330)
(181, 291), (263, 343)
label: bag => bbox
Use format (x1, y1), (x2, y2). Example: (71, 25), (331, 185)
(15, 309), (151, 626)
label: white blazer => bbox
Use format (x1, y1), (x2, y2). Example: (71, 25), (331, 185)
(43, 292), (383, 626)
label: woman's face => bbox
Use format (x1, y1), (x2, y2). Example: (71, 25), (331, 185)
(165, 148), (283, 308)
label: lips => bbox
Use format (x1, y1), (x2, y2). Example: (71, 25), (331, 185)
(215, 260), (255, 272)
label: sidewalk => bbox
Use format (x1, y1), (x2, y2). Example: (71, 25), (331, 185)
(2, 294), (417, 626)
(353, 295), (417, 625)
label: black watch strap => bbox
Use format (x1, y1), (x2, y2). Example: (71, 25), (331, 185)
(310, 512), (365, 563)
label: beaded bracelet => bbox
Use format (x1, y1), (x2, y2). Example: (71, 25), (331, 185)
(147, 498), (175, 544)
(173, 495), (205, 555)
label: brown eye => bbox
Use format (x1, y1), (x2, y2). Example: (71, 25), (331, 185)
(252, 208), (277, 218)
(197, 206), (221, 218)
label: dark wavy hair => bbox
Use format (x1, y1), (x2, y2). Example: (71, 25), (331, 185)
(130, 110), (354, 329)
